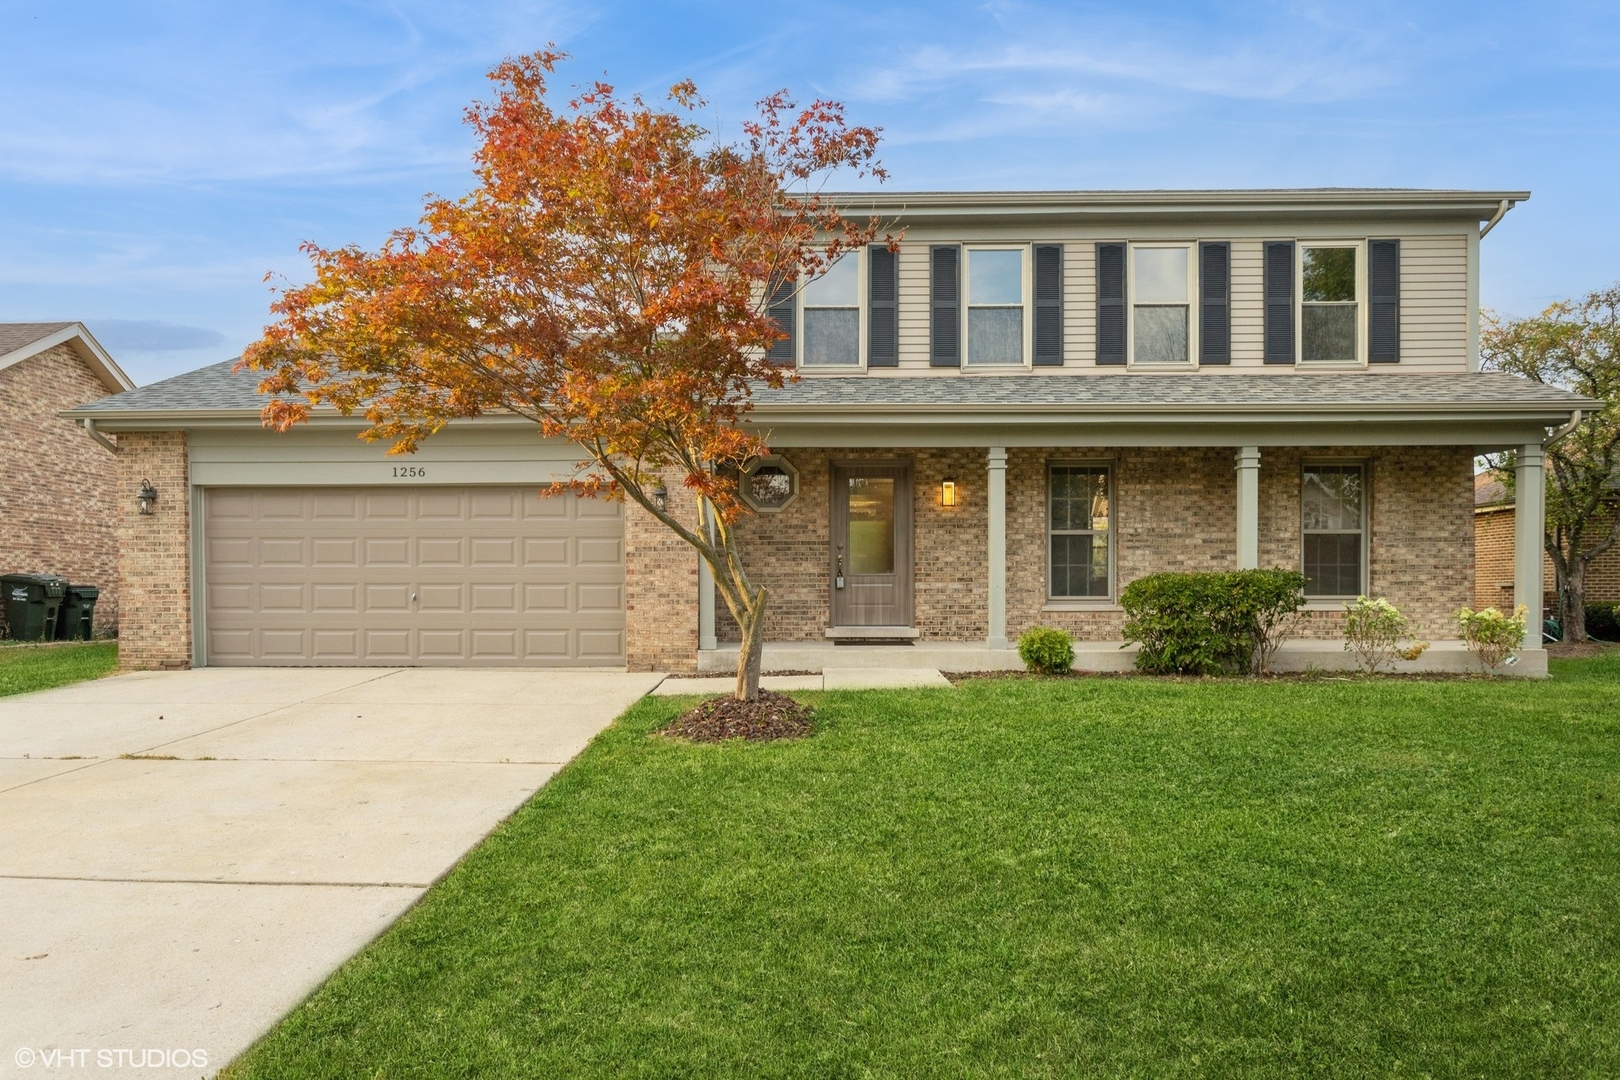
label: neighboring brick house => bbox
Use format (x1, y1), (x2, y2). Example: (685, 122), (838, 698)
(1474, 471), (1620, 612)
(0, 322), (134, 636)
(67, 189), (1593, 676)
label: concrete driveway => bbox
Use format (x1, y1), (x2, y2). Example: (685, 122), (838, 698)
(0, 667), (662, 1078)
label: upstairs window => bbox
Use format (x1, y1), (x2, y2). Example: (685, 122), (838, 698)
(1301, 245), (1360, 363)
(1130, 245), (1194, 365)
(1302, 463), (1365, 597)
(801, 253), (861, 367)
(966, 247), (1025, 365)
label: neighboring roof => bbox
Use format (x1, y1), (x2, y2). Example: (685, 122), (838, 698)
(0, 322), (135, 393)
(67, 360), (1592, 429)
(1475, 472), (1509, 507)
(825, 188), (1529, 225)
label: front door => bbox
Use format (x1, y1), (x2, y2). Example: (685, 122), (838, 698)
(830, 462), (913, 628)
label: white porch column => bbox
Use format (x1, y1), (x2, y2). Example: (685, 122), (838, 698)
(988, 446), (1008, 650)
(697, 555), (717, 652)
(1514, 443), (1546, 649)
(1235, 446), (1261, 570)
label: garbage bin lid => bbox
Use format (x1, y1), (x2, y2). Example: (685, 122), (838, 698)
(66, 585), (100, 598)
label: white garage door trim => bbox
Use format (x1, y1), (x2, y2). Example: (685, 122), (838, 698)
(201, 486), (625, 667)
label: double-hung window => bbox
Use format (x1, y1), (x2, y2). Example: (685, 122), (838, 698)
(1048, 464), (1112, 599)
(1300, 243), (1362, 363)
(965, 247), (1027, 366)
(1302, 464), (1366, 597)
(801, 252), (861, 367)
(1129, 244), (1195, 365)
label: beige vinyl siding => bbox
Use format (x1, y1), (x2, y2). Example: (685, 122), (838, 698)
(897, 244), (933, 367)
(1063, 243), (1094, 366)
(1229, 240), (1265, 366)
(1398, 235), (1469, 371)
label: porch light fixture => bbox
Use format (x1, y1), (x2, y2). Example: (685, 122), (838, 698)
(940, 478), (958, 507)
(136, 479), (158, 516)
(651, 481), (669, 513)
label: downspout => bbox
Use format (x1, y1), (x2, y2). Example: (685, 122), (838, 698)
(79, 417), (118, 453)
(1546, 408), (1583, 446)
(1478, 198), (1516, 239)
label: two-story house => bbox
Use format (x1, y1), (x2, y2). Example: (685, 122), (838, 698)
(67, 190), (1591, 675)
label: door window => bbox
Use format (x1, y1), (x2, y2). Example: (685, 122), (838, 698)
(846, 477), (895, 574)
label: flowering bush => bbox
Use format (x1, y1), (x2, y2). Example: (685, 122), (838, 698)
(1342, 596), (1429, 674)
(1457, 605), (1528, 673)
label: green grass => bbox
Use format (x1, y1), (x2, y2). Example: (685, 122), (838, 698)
(229, 655), (1620, 1078)
(0, 641), (117, 697)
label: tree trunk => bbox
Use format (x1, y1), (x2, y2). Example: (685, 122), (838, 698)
(735, 597), (767, 702)
(1562, 557), (1588, 643)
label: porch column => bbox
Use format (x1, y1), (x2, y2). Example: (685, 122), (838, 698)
(1235, 446), (1261, 570)
(1514, 443), (1546, 649)
(698, 555), (717, 652)
(988, 446), (1008, 650)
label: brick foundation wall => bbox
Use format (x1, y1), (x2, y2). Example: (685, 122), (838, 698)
(1475, 504), (1620, 610)
(0, 344), (120, 634)
(115, 432), (191, 669)
(624, 473), (700, 672)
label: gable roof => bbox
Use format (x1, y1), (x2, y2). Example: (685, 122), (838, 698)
(0, 322), (135, 393)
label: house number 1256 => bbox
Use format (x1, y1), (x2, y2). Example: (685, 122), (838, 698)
(392, 466), (427, 478)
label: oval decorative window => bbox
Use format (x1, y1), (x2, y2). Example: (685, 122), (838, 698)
(741, 456), (799, 513)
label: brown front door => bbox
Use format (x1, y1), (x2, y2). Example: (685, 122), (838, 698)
(830, 462), (913, 628)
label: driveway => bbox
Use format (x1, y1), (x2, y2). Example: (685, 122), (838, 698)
(0, 667), (662, 1077)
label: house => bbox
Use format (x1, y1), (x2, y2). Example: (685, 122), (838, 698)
(65, 190), (1594, 676)
(1474, 471), (1620, 613)
(1, 322), (134, 635)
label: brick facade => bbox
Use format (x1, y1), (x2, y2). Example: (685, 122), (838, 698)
(699, 444), (1476, 654)
(115, 432), (191, 670)
(0, 343), (121, 634)
(1475, 504), (1620, 611)
(624, 474), (700, 672)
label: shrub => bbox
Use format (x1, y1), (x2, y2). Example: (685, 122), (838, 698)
(1587, 602), (1620, 642)
(1457, 605), (1528, 673)
(1121, 569), (1305, 675)
(1342, 596), (1428, 674)
(1017, 626), (1075, 675)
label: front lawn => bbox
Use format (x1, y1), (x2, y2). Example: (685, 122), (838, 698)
(229, 655), (1620, 1078)
(0, 641), (117, 697)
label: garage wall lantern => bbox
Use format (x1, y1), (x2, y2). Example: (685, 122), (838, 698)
(940, 478), (958, 507)
(651, 481), (669, 513)
(136, 479), (159, 516)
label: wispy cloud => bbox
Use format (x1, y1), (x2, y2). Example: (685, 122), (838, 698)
(87, 320), (226, 352)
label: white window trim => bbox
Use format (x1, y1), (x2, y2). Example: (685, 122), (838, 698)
(1125, 241), (1199, 369)
(797, 249), (866, 372)
(1296, 239), (1369, 367)
(1046, 459), (1115, 603)
(962, 244), (1033, 370)
(1301, 459), (1369, 601)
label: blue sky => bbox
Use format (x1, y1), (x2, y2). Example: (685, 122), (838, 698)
(2, 0), (1617, 386)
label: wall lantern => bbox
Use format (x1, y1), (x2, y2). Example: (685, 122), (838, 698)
(136, 479), (159, 516)
(651, 481), (669, 513)
(940, 478), (958, 507)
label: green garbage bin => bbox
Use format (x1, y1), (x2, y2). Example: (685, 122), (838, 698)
(2, 574), (68, 642)
(55, 584), (101, 641)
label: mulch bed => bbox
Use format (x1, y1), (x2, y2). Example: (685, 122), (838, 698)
(944, 669), (1507, 684)
(1547, 641), (1620, 659)
(662, 689), (815, 743)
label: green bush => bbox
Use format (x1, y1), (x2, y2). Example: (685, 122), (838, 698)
(1121, 569), (1306, 676)
(1017, 626), (1075, 675)
(1588, 602), (1620, 641)
(1458, 605), (1527, 672)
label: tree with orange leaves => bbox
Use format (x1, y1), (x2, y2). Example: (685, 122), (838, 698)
(242, 50), (890, 700)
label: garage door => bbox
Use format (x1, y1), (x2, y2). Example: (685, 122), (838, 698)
(204, 487), (625, 666)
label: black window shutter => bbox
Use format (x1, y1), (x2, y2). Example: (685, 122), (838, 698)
(1198, 242), (1230, 365)
(930, 245), (961, 367)
(1095, 242), (1126, 365)
(1033, 243), (1064, 366)
(1369, 239), (1400, 363)
(1263, 241), (1295, 365)
(765, 275), (795, 365)
(867, 244), (898, 367)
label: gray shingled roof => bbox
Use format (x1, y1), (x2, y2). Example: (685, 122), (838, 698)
(69, 358), (1590, 417)
(0, 322), (75, 356)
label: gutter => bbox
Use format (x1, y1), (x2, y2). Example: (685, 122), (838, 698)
(79, 417), (118, 453)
